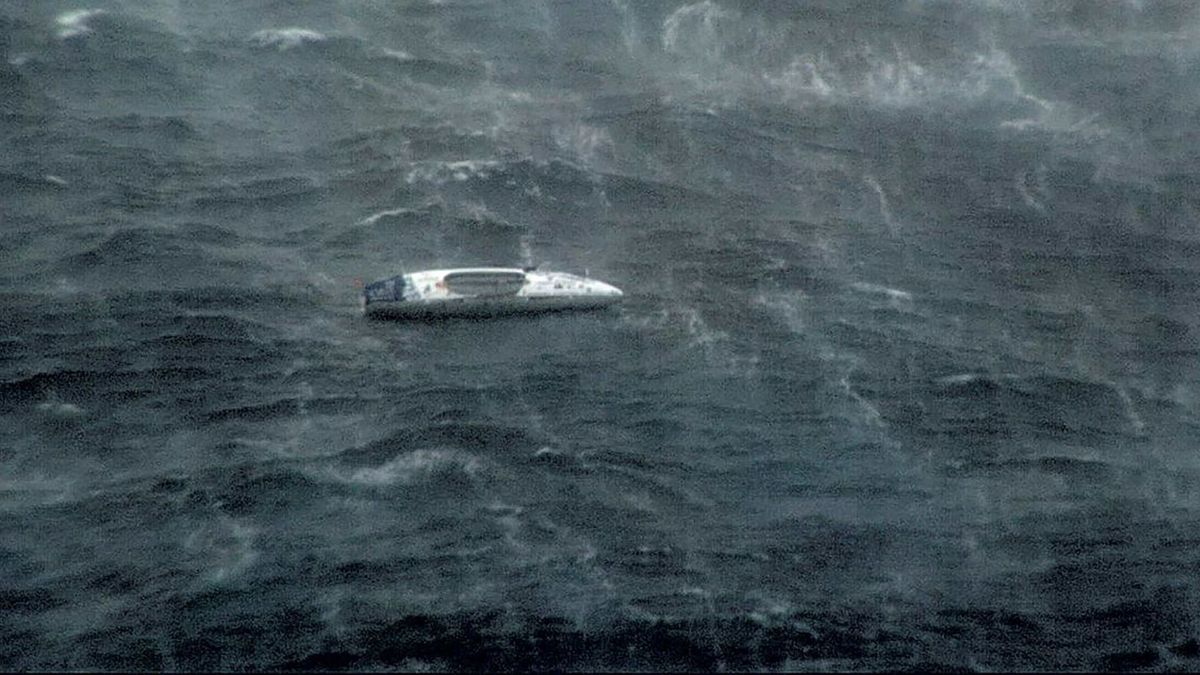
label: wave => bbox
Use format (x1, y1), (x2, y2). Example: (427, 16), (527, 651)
(380, 47), (412, 61)
(405, 159), (503, 185)
(56, 9), (105, 40)
(849, 281), (912, 302)
(190, 175), (325, 210)
(64, 227), (189, 265)
(325, 448), (483, 487)
(3, 1), (1197, 669)
(95, 113), (200, 142)
(35, 399), (86, 418)
(98, 285), (319, 313)
(0, 170), (71, 192)
(249, 28), (328, 51)
(388, 56), (487, 86)
(29, 606), (939, 671)
(183, 515), (259, 583)
(204, 394), (367, 424)
(0, 365), (216, 421)
(344, 423), (545, 463)
(917, 371), (1149, 447)
(652, 0), (1121, 146)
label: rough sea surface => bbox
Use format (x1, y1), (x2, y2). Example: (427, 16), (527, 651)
(3, 1), (1200, 670)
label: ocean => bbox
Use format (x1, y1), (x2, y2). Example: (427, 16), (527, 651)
(3, 0), (1200, 670)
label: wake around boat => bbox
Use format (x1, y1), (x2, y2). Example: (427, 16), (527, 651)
(362, 267), (623, 319)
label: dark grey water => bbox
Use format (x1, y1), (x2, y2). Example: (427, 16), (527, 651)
(3, 1), (1200, 670)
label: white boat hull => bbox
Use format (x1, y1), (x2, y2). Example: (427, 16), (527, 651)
(364, 293), (621, 319)
(363, 267), (623, 319)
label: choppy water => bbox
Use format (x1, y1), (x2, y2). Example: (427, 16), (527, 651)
(3, 1), (1200, 670)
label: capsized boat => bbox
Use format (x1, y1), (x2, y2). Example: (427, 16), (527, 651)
(362, 267), (623, 318)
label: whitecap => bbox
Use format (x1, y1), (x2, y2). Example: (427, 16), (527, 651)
(841, 374), (885, 429)
(1015, 169), (1046, 213)
(56, 9), (105, 39)
(849, 281), (911, 301)
(37, 401), (86, 417)
(662, 0), (735, 57)
(863, 173), (897, 234)
(333, 449), (481, 486)
(860, 46), (929, 107)
(999, 118), (1038, 131)
(0, 473), (76, 507)
(250, 27), (327, 50)
(753, 290), (806, 334)
(186, 518), (260, 583)
(381, 47), (412, 60)
(44, 175), (69, 186)
(552, 123), (614, 167)
(359, 207), (414, 226)
(404, 159), (501, 185)
(445, 160), (500, 181)
(937, 373), (981, 385)
(679, 305), (726, 349)
(1115, 385), (1146, 435)
(766, 57), (835, 99)
(52, 277), (80, 296)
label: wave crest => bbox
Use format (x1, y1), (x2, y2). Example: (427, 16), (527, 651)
(56, 9), (105, 39)
(656, 0), (1113, 143)
(405, 159), (502, 185)
(330, 449), (483, 487)
(250, 28), (328, 50)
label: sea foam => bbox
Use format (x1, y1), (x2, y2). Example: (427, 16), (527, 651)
(333, 449), (482, 487)
(250, 27), (328, 50)
(56, 9), (105, 39)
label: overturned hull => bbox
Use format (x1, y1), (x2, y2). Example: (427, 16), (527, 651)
(363, 293), (621, 319)
(363, 267), (623, 319)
